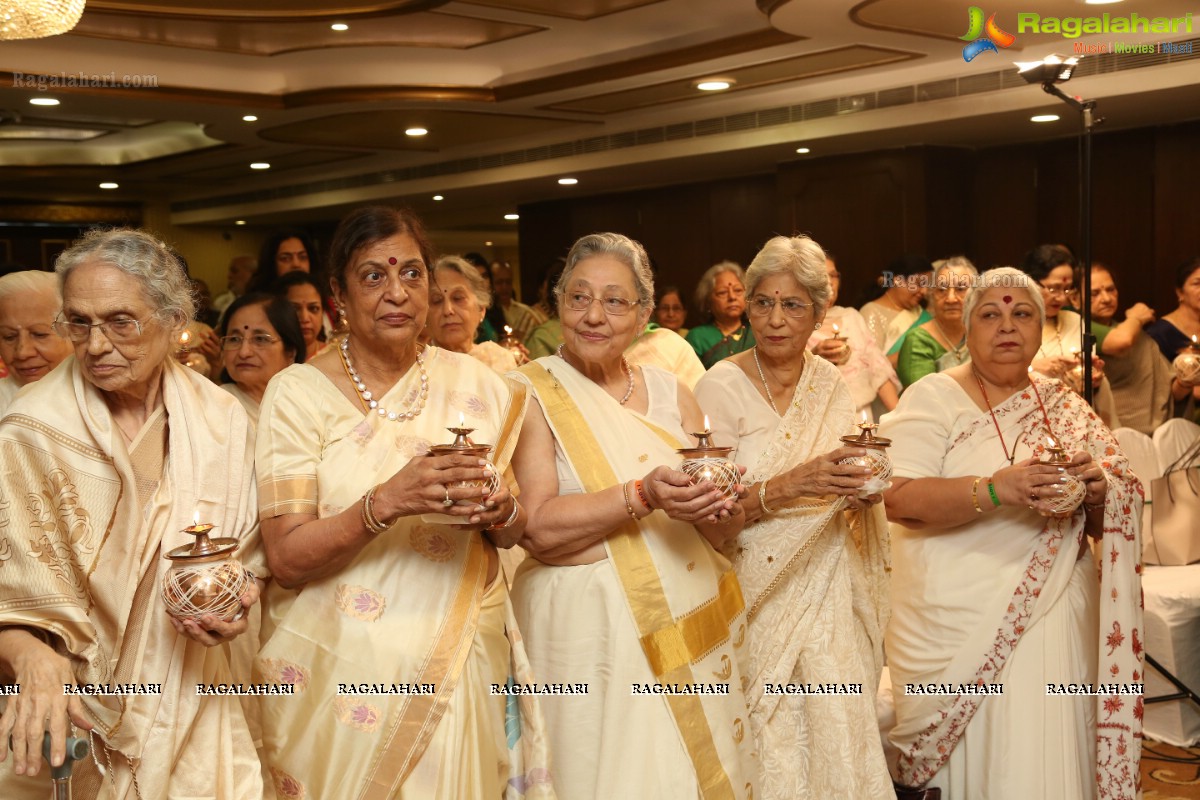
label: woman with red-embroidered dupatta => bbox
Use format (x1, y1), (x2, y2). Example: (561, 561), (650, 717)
(879, 267), (1143, 800)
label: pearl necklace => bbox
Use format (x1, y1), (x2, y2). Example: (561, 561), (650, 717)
(752, 346), (781, 416)
(340, 336), (428, 421)
(557, 344), (634, 405)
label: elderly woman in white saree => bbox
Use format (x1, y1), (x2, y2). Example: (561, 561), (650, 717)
(879, 268), (1143, 800)
(254, 206), (552, 800)
(694, 235), (893, 800)
(509, 232), (758, 800)
(0, 229), (265, 799)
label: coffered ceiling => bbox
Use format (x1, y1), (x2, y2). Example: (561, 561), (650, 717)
(0, 0), (1197, 242)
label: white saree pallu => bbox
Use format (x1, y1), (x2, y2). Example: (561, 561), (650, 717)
(696, 353), (893, 799)
(0, 357), (265, 800)
(511, 357), (758, 800)
(254, 348), (553, 800)
(880, 373), (1143, 800)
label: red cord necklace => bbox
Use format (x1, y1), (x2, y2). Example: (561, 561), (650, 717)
(973, 367), (1056, 464)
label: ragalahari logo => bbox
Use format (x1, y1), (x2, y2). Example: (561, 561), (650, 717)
(961, 7), (1016, 62)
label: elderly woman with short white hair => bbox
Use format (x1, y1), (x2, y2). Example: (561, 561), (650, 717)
(426, 254), (519, 372)
(510, 231), (758, 799)
(0, 270), (73, 413)
(694, 234), (892, 799)
(0, 229), (265, 798)
(896, 256), (979, 388)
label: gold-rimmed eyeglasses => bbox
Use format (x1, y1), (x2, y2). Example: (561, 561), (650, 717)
(747, 295), (813, 319)
(221, 333), (280, 350)
(561, 291), (640, 316)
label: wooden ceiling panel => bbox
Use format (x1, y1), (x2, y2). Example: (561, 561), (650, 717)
(455, 0), (665, 21)
(258, 109), (588, 151)
(86, 0), (446, 22)
(71, 10), (541, 55)
(545, 45), (922, 114)
(163, 150), (367, 182)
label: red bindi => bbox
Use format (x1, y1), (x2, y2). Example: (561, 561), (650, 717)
(1002, 295), (1012, 304)
(388, 257), (397, 265)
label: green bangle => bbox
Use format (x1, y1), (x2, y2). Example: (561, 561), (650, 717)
(987, 479), (1001, 507)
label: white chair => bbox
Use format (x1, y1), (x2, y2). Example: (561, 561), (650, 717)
(1153, 417), (1200, 475)
(1113, 427), (1160, 491)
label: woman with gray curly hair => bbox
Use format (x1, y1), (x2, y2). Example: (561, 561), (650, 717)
(694, 234), (892, 799)
(896, 256), (980, 388)
(0, 228), (266, 798)
(686, 260), (755, 368)
(426, 254), (521, 372)
(509, 231), (759, 798)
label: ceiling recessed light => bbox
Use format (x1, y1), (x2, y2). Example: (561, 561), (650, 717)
(1084, 0), (1123, 5)
(695, 79), (733, 92)
(558, 177), (578, 185)
(29, 97), (59, 106)
(331, 22), (349, 31)
(242, 115), (258, 122)
(485, 241), (494, 246)
(1030, 114), (1060, 123)
(795, 147), (811, 154)
(250, 162), (271, 170)
(504, 214), (519, 221)
(405, 127), (428, 137)
(98, 182), (119, 190)
(432, 194), (444, 201)
(235, 220), (247, 225)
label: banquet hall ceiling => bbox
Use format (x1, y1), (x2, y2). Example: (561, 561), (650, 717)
(0, 0), (1197, 237)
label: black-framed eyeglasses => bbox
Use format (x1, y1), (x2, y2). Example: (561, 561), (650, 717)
(221, 333), (280, 350)
(53, 316), (147, 344)
(561, 291), (640, 316)
(747, 295), (813, 318)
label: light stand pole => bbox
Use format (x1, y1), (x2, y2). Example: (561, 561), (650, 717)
(1018, 56), (1103, 403)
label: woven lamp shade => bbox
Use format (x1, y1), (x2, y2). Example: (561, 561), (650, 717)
(0, 0), (86, 41)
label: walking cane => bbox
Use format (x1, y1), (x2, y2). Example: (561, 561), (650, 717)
(42, 731), (90, 800)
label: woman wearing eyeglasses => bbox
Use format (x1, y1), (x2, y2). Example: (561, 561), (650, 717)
(686, 260), (755, 368)
(508, 232), (759, 799)
(896, 257), (978, 389)
(0, 229), (266, 799)
(217, 292), (305, 426)
(693, 235), (892, 799)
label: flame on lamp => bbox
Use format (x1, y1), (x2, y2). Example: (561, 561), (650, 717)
(504, 325), (513, 336)
(458, 411), (465, 427)
(192, 510), (200, 526)
(702, 414), (711, 432)
(179, 330), (191, 346)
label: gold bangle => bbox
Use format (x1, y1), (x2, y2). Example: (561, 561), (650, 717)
(758, 479), (775, 515)
(621, 481), (641, 521)
(971, 477), (984, 513)
(362, 485), (391, 536)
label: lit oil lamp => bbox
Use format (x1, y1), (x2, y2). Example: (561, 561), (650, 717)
(677, 415), (740, 500)
(838, 411), (893, 498)
(1037, 436), (1086, 516)
(423, 412), (502, 523)
(1173, 335), (1200, 386)
(499, 325), (528, 365)
(161, 512), (248, 619)
(1063, 347), (1085, 394)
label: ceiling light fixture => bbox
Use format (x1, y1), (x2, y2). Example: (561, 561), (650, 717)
(485, 241), (493, 246)
(1084, 0), (1123, 5)
(504, 214), (519, 221)
(29, 97), (59, 106)
(0, 0), (86, 41)
(242, 115), (258, 122)
(98, 182), (118, 190)
(795, 147), (811, 154)
(331, 23), (349, 31)
(250, 162), (271, 170)
(432, 195), (444, 201)
(558, 177), (578, 185)
(695, 79), (734, 92)
(1030, 114), (1060, 123)
(235, 220), (246, 225)
(405, 127), (428, 137)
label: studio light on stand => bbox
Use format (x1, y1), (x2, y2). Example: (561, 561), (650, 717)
(1016, 54), (1102, 403)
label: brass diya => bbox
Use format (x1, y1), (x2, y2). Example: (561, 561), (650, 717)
(1173, 335), (1200, 386)
(838, 419), (893, 497)
(677, 425), (740, 501)
(499, 325), (528, 365)
(161, 523), (247, 619)
(423, 423), (502, 523)
(1038, 438), (1086, 516)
